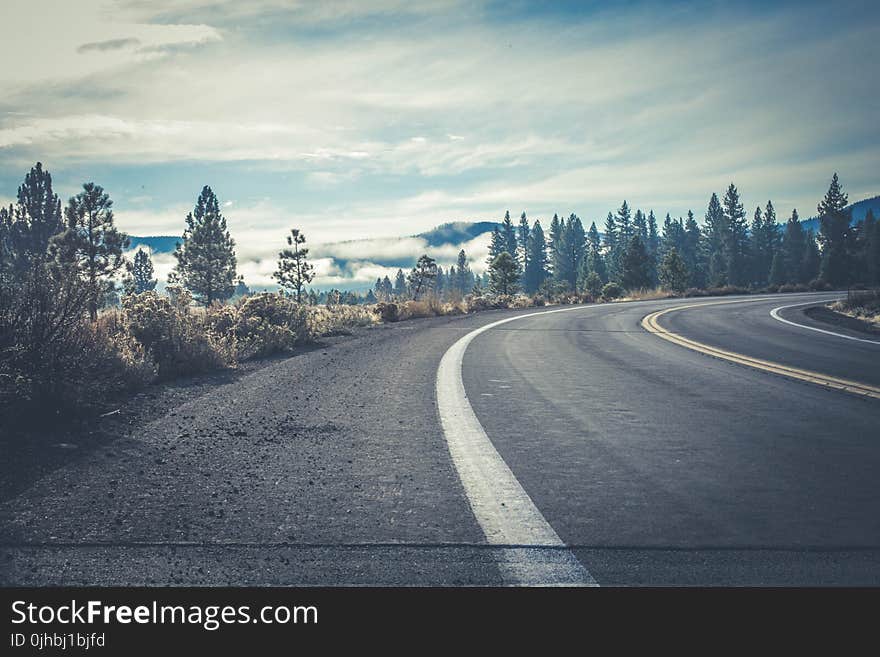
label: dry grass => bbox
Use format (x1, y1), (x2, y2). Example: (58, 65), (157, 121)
(830, 289), (880, 327)
(618, 287), (676, 302)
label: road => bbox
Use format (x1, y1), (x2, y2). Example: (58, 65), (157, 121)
(2, 292), (879, 585)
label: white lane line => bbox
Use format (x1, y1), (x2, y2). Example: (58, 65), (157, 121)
(436, 305), (598, 586)
(770, 300), (880, 345)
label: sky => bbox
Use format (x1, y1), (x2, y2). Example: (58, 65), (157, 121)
(1, 0), (878, 288)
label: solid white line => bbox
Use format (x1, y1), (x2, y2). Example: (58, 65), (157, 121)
(435, 304), (599, 586)
(770, 300), (880, 345)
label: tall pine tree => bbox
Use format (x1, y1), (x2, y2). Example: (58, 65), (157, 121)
(171, 186), (237, 305)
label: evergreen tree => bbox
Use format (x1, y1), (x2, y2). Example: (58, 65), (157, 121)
(769, 251), (786, 287)
(171, 186), (237, 306)
(781, 209), (806, 284)
(803, 229), (821, 283)
(658, 247), (689, 293)
(62, 182), (129, 320)
(582, 271), (603, 298)
(620, 235), (652, 290)
(454, 249), (473, 295)
(407, 254), (438, 300)
(273, 228), (314, 303)
(683, 211), (705, 287)
(394, 268), (407, 297)
(585, 221), (607, 283)
(548, 212), (563, 277)
(722, 183), (748, 286)
(488, 251), (520, 296)
(749, 206), (768, 286)
(523, 220), (549, 293)
(9, 162), (64, 270)
(612, 201), (633, 281)
(647, 210), (660, 281)
(125, 248), (157, 295)
(603, 212), (618, 280)
(501, 210), (518, 258)
(488, 226), (506, 264)
(557, 214), (586, 290)
(517, 212), (530, 272)
(817, 172), (851, 286)
(703, 192), (727, 286)
(435, 266), (446, 298)
(634, 209), (648, 243)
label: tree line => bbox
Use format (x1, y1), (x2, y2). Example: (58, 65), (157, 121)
(475, 173), (879, 298)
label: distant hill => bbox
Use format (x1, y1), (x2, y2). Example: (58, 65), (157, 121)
(799, 195), (880, 234)
(415, 221), (500, 246)
(128, 235), (178, 253)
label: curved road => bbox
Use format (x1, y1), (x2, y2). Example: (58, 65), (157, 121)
(462, 292), (880, 585)
(2, 292), (878, 586)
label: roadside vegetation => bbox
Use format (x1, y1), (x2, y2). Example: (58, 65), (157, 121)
(830, 289), (880, 328)
(1, 163), (878, 428)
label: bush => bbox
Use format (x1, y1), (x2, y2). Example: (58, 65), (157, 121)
(601, 282), (622, 300)
(0, 265), (155, 422)
(220, 293), (309, 359)
(307, 304), (377, 337)
(123, 292), (233, 380)
(375, 302), (399, 322)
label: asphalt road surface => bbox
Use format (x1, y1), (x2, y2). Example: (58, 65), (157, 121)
(2, 291), (879, 585)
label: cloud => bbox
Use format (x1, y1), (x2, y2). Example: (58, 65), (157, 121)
(77, 38), (142, 54)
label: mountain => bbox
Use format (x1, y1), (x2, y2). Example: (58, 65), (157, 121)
(128, 235), (179, 253)
(415, 221), (500, 246)
(799, 195), (880, 234)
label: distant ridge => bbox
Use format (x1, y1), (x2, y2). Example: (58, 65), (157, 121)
(127, 235), (178, 253)
(799, 195), (880, 234)
(415, 221), (500, 247)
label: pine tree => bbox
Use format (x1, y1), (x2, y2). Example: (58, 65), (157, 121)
(9, 162), (64, 271)
(647, 210), (660, 282)
(634, 209), (648, 243)
(603, 212), (617, 280)
(803, 229), (821, 283)
(586, 221), (607, 283)
(454, 249), (473, 295)
(523, 220), (549, 293)
(621, 234), (652, 291)
(658, 247), (689, 293)
(781, 209), (806, 284)
(548, 213), (563, 278)
(488, 251), (520, 296)
(722, 183), (748, 286)
(407, 254), (438, 300)
(394, 268), (407, 297)
(749, 205), (768, 286)
(768, 252), (786, 287)
(557, 214), (586, 290)
(817, 172), (851, 286)
(501, 210), (517, 258)
(517, 212), (530, 273)
(125, 248), (157, 295)
(487, 226), (506, 264)
(171, 186), (237, 306)
(62, 182), (129, 320)
(703, 192), (727, 286)
(273, 228), (314, 303)
(683, 211), (704, 287)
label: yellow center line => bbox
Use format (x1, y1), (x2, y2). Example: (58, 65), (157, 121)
(641, 299), (880, 401)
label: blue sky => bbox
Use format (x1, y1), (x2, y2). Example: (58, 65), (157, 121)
(1, 0), (878, 287)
